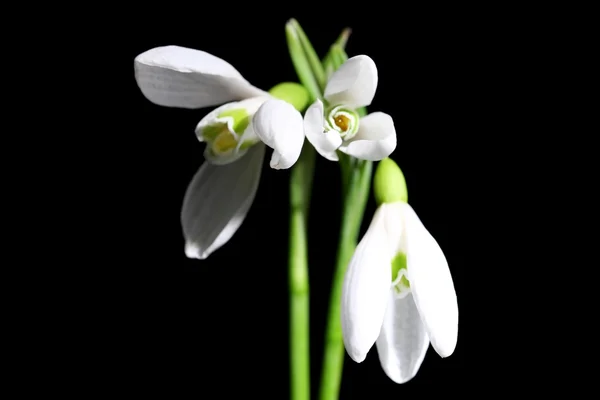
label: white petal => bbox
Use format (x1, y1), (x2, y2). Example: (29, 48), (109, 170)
(252, 99), (305, 170)
(181, 144), (265, 259)
(339, 112), (396, 161)
(324, 55), (378, 108)
(400, 202), (459, 358)
(134, 45), (267, 109)
(341, 206), (393, 363)
(375, 292), (429, 384)
(303, 100), (342, 161)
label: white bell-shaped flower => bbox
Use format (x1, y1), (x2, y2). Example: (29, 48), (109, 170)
(134, 45), (305, 259)
(341, 201), (458, 383)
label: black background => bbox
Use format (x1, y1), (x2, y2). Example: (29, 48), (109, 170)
(122, 6), (470, 399)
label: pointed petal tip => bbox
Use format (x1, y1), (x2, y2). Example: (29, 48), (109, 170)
(347, 347), (368, 364)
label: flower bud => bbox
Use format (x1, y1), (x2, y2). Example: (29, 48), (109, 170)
(268, 82), (310, 112)
(373, 158), (408, 205)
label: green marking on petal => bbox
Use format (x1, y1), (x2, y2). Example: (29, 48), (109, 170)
(391, 252), (408, 286)
(212, 131), (238, 154)
(218, 108), (250, 135)
(202, 123), (226, 141)
(400, 275), (410, 288)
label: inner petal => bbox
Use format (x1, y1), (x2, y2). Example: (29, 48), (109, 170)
(326, 105), (360, 139)
(212, 131), (238, 154)
(391, 252), (411, 299)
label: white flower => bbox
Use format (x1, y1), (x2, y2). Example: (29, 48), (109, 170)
(341, 201), (458, 383)
(134, 45), (305, 259)
(303, 55), (397, 162)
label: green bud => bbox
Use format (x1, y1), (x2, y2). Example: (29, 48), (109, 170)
(268, 82), (310, 112)
(373, 158), (408, 205)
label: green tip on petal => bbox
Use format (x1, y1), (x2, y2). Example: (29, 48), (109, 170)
(268, 82), (310, 112)
(391, 252), (408, 284)
(218, 108), (250, 135)
(373, 158), (408, 205)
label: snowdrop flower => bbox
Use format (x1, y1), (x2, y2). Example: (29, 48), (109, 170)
(303, 55), (396, 162)
(134, 45), (305, 259)
(341, 159), (458, 383)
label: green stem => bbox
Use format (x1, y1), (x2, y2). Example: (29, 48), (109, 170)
(285, 19), (322, 400)
(319, 159), (373, 400)
(289, 144), (316, 400)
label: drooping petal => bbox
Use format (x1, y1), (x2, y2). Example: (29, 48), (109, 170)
(324, 55), (378, 109)
(375, 292), (430, 384)
(252, 99), (305, 169)
(134, 45), (267, 109)
(400, 202), (459, 358)
(339, 112), (396, 161)
(341, 206), (393, 363)
(303, 100), (342, 161)
(181, 144), (265, 259)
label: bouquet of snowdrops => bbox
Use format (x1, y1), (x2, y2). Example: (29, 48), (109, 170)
(133, 18), (458, 400)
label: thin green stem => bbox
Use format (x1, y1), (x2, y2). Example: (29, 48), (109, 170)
(285, 18), (322, 400)
(289, 144), (316, 400)
(319, 159), (373, 400)
(285, 19), (322, 400)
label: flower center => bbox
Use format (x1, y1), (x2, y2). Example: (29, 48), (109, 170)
(212, 131), (238, 153)
(334, 115), (350, 131)
(325, 105), (359, 139)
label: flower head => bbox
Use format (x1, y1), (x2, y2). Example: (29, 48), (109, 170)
(303, 55), (397, 161)
(341, 160), (458, 383)
(134, 45), (306, 259)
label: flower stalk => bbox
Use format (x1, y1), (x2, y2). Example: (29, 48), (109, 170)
(285, 18), (327, 400)
(320, 157), (372, 400)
